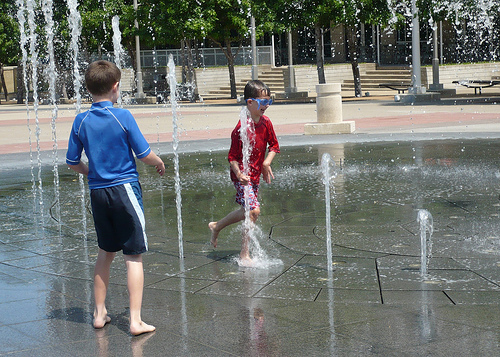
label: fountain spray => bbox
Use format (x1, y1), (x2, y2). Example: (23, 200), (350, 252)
(111, 15), (124, 107)
(65, 0), (87, 240)
(239, 106), (254, 228)
(418, 209), (433, 277)
(42, 0), (61, 233)
(26, 0), (44, 226)
(167, 55), (184, 265)
(321, 153), (334, 272)
(16, 0), (36, 220)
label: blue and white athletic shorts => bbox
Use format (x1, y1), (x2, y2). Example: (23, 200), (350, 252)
(90, 181), (148, 255)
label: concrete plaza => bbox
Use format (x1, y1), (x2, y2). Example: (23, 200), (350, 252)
(1, 94), (499, 356)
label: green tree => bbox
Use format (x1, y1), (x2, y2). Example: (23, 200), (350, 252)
(344, 0), (392, 97)
(137, 0), (213, 100)
(0, 0), (20, 100)
(64, 0), (134, 98)
(204, 0), (254, 99)
(267, 0), (343, 84)
(416, 0), (500, 62)
(142, 0), (280, 99)
(267, 0), (392, 96)
(202, 0), (278, 98)
(79, 0), (123, 59)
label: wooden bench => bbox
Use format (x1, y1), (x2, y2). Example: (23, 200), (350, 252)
(452, 80), (500, 95)
(378, 83), (412, 94)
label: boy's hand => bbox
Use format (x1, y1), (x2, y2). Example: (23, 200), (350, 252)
(262, 164), (274, 184)
(237, 172), (250, 185)
(139, 152), (165, 176)
(156, 162), (165, 176)
(67, 162), (89, 176)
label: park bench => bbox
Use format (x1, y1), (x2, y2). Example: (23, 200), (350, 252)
(378, 82), (412, 94)
(452, 80), (500, 95)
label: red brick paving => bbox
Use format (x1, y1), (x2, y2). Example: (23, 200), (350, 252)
(2, 103), (500, 155)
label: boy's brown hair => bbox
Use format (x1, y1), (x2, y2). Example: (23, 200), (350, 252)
(244, 80), (271, 101)
(85, 60), (121, 96)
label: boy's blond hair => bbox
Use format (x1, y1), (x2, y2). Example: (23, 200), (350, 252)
(85, 60), (121, 96)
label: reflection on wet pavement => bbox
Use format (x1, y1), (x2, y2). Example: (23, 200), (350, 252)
(1, 139), (499, 356)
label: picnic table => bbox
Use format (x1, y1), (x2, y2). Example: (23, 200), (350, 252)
(452, 80), (500, 95)
(378, 83), (412, 94)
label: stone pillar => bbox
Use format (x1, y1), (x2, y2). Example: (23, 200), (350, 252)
(304, 83), (355, 135)
(134, 0), (145, 99)
(285, 31), (297, 93)
(409, 0), (425, 95)
(429, 23), (443, 91)
(251, 16), (258, 80)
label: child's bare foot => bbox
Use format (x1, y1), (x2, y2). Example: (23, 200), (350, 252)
(238, 255), (254, 267)
(93, 312), (111, 329)
(131, 329), (155, 352)
(130, 321), (156, 336)
(208, 222), (218, 247)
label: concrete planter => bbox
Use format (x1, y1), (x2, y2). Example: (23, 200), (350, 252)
(304, 83), (355, 135)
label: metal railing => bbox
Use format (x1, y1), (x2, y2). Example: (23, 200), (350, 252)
(140, 46), (273, 68)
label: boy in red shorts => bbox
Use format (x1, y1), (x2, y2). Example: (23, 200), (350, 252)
(209, 80), (279, 266)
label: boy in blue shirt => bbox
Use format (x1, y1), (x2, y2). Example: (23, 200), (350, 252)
(66, 60), (164, 335)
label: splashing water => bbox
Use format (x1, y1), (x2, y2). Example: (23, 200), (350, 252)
(66, 0), (82, 113)
(321, 153), (335, 271)
(42, 0), (61, 233)
(16, 0), (36, 220)
(236, 106), (281, 268)
(111, 16), (124, 70)
(232, 224), (282, 268)
(167, 55), (184, 263)
(239, 106), (254, 223)
(26, 0), (44, 227)
(418, 209), (434, 277)
(238, 106), (255, 265)
(111, 15), (124, 106)
(66, 0), (86, 239)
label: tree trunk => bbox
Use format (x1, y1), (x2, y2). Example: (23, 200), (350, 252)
(193, 41), (201, 68)
(224, 39), (237, 99)
(181, 39), (187, 85)
(126, 41), (137, 91)
(0, 64), (8, 101)
(346, 25), (362, 97)
(209, 36), (241, 99)
(179, 39), (199, 102)
(61, 70), (69, 99)
(17, 61), (24, 104)
(315, 24), (326, 84)
(0, 65), (3, 103)
(184, 39), (199, 102)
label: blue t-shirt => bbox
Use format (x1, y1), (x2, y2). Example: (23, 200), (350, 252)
(66, 101), (151, 189)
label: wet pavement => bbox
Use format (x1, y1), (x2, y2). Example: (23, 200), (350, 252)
(1, 96), (500, 356)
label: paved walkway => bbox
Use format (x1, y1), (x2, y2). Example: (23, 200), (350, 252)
(1, 95), (499, 356)
(2, 94), (500, 156)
